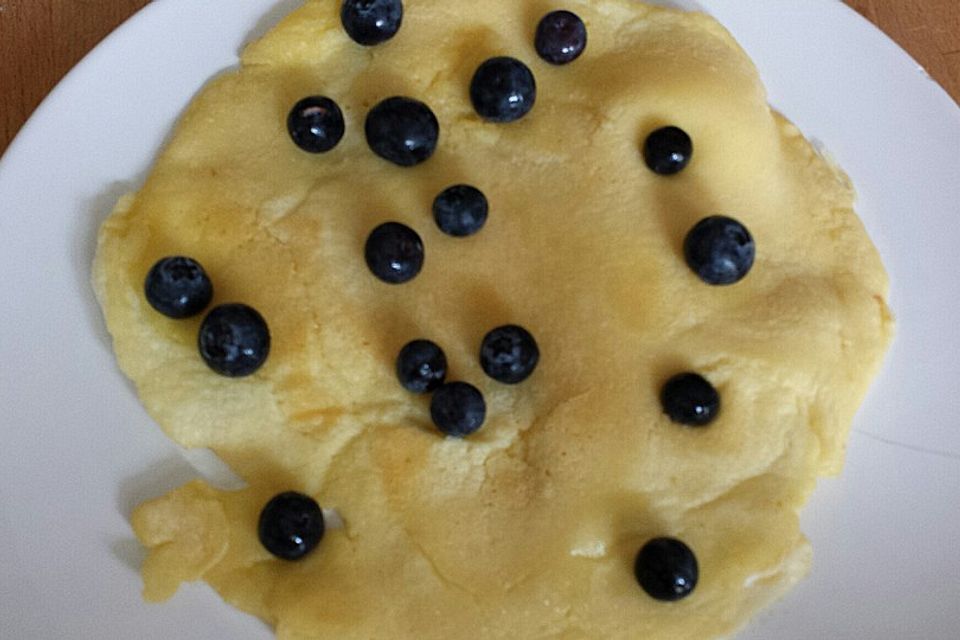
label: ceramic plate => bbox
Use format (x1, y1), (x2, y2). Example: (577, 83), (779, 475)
(1, 1), (958, 637)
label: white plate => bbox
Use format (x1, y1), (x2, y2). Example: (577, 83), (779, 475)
(1, 1), (958, 638)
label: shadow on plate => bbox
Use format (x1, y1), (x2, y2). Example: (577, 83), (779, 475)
(117, 454), (201, 519)
(112, 538), (148, 573)
(76, 179), (144, 354)
(646, 0), (706, 10)
(112, 455), (202, 571)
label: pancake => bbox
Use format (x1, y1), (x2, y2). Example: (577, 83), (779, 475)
(93, 1), (893, 638)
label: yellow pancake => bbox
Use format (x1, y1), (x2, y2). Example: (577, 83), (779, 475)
(93, 1), (893, 638)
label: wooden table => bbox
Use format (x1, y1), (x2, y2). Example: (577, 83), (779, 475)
(1, 0), (958, 155)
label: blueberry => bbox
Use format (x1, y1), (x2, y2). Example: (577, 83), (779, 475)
(535, 10), (587, 65)
(144, 256), (213, 319)
(397, 340), (447, 393)
(635, 537), (699, 601)
(432, 185), (488, 237)
(198, 304), (270, 377)
(258, 491), (325, 561)
(684, 215), (755, 285)
(644, 126), (693, 175)
(365, 222), (424, 284)
(661, 373), (720, 426)
(341, 0), (403, 46)
(430, 382), (486, 437)
(470, 57), (537, 123)
(287, 96), (345, 154)
(364, 97), (439, 167)
(480, 325), (539, 384)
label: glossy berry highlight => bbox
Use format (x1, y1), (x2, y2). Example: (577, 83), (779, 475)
(258, 491), (325, 561)
(535, 10), (587, 65)
(144, 256), (213, 319)
(660, 373), (720, 426)
(644, 126), (693, 175)
(364, 222), (425, 284)
(470, 57), (537, 123)
(397, 339), (447, 393)
(287, 96), (345, 154)
(635, 537), (699, 602)
(341, 0), (403, 46)
(365, 96), (439, 167)
(198, 303), (271, 377)
(684, 215), (755, 285)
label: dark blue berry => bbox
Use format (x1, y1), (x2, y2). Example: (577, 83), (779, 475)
(341, 0), (403, 46)
(364, 97), (439, 167)
(430, 382), (486, 437)
(635, 537), (699, 601)
(480, 325), (539, 384)
(198, 304), (270, 377)
(258, 492), (325, 561)
(644, 126), (693, 175)
(287, 96), (345, 153)
(144, 256), (213, 319)
(684, 215), (755, 285)
(397, 340), (447, 393)
(661, 373), (720, 426)
(535, 10), (587, 65)
(364, 222), (424, 284)
(432, 185), (488, 237)
(470, 57), (537, 123)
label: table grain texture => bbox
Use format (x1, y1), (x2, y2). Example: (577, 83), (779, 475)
(1, 0), (958, 155)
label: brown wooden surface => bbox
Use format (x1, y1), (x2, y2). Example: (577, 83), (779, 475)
(846, 0), (960, 100)
(1, 0), (958, 156)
